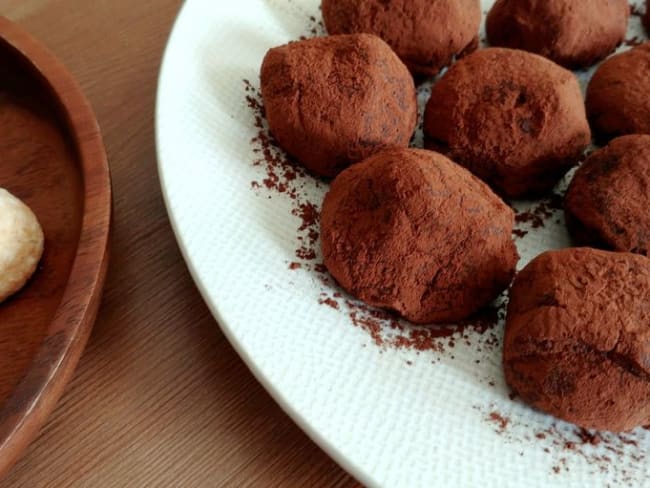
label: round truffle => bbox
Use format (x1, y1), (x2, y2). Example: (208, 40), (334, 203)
(0, 188), (44, 303)
(586, 42), (650, 142)
(322, 0), (481, 77)
(504, 248), (650, 432)
(565, 135), (650, 255)
(486, 0), (629, 69)
(321, 148), (519, 324)
(260, 34), (417, 178)
(424, 48), (591, 198)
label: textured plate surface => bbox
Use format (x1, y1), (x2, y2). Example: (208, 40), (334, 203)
(156, 2), (650, 486)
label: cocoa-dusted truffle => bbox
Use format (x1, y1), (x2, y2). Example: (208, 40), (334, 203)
(486, 0), (629, 69)
(322, 0), (481, 77)
(424, 48), (591, 198)
(321, 148), (518, 324)
(504, 248), (650, 432)
(586, 42), (650, 142)
(565, 135), (650, 256)
(260, 34), (417, 178)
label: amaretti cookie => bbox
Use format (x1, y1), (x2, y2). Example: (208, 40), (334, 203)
(424, 48), (591, 198)
(0, 188), (44, 303)
(504, 248), (650, 432)
(322, 0), (481, 77)
(260, 34), (417, 178)
(321, 148), (518, 324)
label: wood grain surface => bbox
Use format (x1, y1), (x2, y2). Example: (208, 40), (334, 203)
(0, 2), (358, 487)
(0, 15), (110, 477)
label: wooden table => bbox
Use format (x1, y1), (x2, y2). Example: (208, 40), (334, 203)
(0, 2), (358, 486)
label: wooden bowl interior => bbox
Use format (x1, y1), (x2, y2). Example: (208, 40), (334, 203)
(0, 43), (83, 405)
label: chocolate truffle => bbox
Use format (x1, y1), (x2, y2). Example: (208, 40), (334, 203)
(424, 48), (591, 198)
(486, 0), (629, 69)
(504, 248), (650, 432)
(321, 147), (518, 324)
(321, 0), (481, 77)
(586, 42), (650, 142)
(260, 34), (417, 178)
(565, 135), (650, 256)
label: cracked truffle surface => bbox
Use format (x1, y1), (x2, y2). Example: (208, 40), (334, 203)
(260, 34), (417, 178)
(586, 42), (650, 142)
(424, 48), (591, 198)
(504, 248), (650, 432)
(322, 0), (481, 77)
(565, 135), (650, 256)
(486, 0), (629, 69)
(321, 148), (518, 324)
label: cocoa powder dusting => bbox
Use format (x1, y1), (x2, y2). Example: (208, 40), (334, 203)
(339, 296), (506, 354)
(477, 403), (648, 484)
(513, 193), (564, 230)
(489, 411), (510, 432)
(319, 295), (340, 310)
(245, 78), (323, 268)
(625, 36), (645, 47)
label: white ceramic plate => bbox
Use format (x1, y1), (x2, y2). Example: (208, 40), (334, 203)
(156, 1), (650, 486)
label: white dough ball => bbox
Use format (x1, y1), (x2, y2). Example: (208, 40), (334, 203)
(0, 188), (44, 303)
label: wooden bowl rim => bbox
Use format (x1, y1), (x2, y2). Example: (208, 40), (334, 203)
(0, 16), (111, 475)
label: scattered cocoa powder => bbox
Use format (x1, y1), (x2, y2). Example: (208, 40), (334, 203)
(631, 4), (644, 17)
(513, 192), (564, 230)
(489, 411), (510, 431)
(477, 403), (648, 484)
(339, 296), (506, 354)
(625, 36), (645, 47)
(319, 295), (340, 310)
(245, 78), (323, 268)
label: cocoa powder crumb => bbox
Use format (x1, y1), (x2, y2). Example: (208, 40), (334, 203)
(342, 299), (505, 353)
(514, 193), (564, 230)
(576, 428), (602, 446)
(319, 297), (340, 310)
(489, 411), (510, 431)
(480, 403), (647, 484)
(245, 78), (324, 269)
(625, 36), (645, 47)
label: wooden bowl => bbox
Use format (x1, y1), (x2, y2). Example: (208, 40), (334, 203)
(0, 17), (110, 475)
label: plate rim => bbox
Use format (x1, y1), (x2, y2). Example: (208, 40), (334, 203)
(0, 16), (112, 476)
(154, 2), (373, 485)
